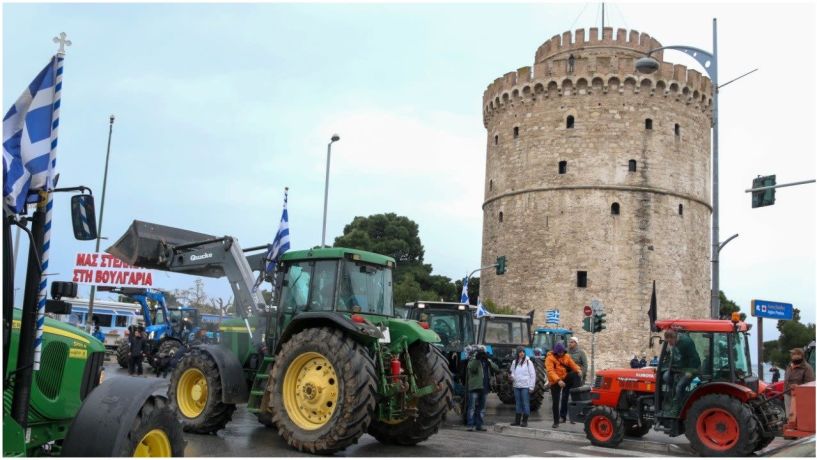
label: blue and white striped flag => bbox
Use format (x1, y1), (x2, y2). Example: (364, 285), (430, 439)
(546, 309), (560, 325)
(253, 188), (290, 292)
(3, 55), (63, 214)
(459, 276), (469, 304)
(475, 298), (489, 319)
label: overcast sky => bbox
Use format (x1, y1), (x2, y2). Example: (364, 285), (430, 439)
(3, 1), (815, 350)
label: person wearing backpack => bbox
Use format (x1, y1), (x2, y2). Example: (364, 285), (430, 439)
(509, 347), (536, 427)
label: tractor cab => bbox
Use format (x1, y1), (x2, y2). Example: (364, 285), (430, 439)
(476, 312), (535, 360)
(533, 327), (573, 356)
(654, 319), (756, 420)
(403, 301), (475, 353)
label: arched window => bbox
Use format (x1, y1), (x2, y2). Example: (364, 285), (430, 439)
(628, 160), (637, 172)
(645, 118), (653, 130)
(566, 116), (575, 129)
(611, 202), (620, 215)
(674, 123), (681, 136)
(499, 211), (504, 223)
(558, 161), (567, 174)
(494, 134), (499, 145)
(678, 204), (684, 215)
(513, 126), (519, 138)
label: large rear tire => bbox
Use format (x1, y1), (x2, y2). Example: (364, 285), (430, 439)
(684, 394), (760, 457)
(495, 371), (515, 404)
(270, 327), (376, 454)
(530, 359), (547, 411)
(584, 406), (625, 448)
(368, 343), (454, 445)
(127, 396), (186, 456)
(168, 349), (236, 434)
(116, 338), (129, 369)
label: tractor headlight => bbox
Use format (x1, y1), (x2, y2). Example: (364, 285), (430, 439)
(148, 331), (155, 340)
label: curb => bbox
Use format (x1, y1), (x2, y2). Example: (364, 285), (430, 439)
(491, 423), (692, 456)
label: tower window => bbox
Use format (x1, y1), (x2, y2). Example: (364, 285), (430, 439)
(577, 271), (587, 288)
(678, 204), (684, 215)
(513, 126), (519, 138)
(674, 123), (681, 136)
(566, 116), (575, 129)
(499, 211), (504, 223)
(628, 160), (637, 172)
(489, 180), (493, 191)
(645, 118), (653, 130)
(558, 161), (567, 174)
(611, 202), (620, 215)
(494, 134), (499, 145)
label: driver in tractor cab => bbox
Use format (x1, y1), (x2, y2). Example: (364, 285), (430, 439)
(662, 328), (701, 414)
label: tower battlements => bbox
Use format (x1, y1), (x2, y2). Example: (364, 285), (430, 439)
(535, 27), (663, 63)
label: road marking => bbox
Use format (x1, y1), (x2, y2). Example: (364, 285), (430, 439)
(581, 445), (667, 457)
(542, 450), (586, 457)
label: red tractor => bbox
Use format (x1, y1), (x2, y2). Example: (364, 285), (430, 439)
(569, 317), (786, 457)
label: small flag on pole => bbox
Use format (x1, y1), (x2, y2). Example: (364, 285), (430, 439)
(475, 298), (489, 319)
(546, 309), (560, 325)
(460, 276), (469, 304)
(253, 188), (290, 292)
(648, 280), (659, 332)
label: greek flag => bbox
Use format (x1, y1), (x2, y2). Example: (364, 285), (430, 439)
(475, 298), (489, 319)
(459, 276), (469, 304)
(546, 309), (560, 325)
(3, 56), (63, 214)
(253, 188), (290, 291)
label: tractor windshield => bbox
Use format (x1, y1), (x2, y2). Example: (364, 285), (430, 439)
(336, 260), (393, 316)
(483, 319), (529, 345)
(418, 309), (474, 350)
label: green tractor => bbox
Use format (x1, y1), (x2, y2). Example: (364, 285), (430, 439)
(3, 192), (184, 456)
(107, 220), (454, 454)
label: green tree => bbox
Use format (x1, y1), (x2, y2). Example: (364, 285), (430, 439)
(453, 277), (480, 305)
(483, 298), (515, 315)
(719, 291), (745, 320)
(762, 308), (816, 368)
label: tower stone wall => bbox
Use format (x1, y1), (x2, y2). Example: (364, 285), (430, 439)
(480, 27), (712, 369)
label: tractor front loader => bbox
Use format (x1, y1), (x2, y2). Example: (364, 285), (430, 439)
(107, 220), (453, 454)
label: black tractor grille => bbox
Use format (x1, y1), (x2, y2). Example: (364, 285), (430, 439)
(594, 375), (603, 388)
(35, 342), (68, 399)
(80, 351), (105, 400)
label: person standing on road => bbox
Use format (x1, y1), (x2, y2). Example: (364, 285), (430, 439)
(509, 347), (536, 427)
(784, 347), (815, 417)
(466, 346), (498, 432)
(567, 337), (587, 385)
(546, 342), (581, 428)
(770, 366), (780, 383)
(128, 328), (146, 376)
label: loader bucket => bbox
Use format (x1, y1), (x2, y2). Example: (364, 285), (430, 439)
(106, 220), (216, 269)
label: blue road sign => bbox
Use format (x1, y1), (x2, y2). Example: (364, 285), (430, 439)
(751, 299), (794, 320)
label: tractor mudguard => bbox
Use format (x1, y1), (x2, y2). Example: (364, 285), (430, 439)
(679, 381), (756, 417)
(383, 317), (440, 347)
(62, 377), (166, 456)
(196, 344), (249, 404)
(275, 312), (383, 353)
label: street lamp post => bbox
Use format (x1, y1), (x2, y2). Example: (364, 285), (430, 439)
(636, 18), (721, 319)
(86, 114), (115, 331)
(321, 134), (340, 248)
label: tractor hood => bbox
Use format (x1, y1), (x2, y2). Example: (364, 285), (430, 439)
(597, 367), (657, 383)
(364, 316), (440, 350)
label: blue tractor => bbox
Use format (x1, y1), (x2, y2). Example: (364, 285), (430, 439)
(533, 327), (573, 356)
(101, 287), (201, 369)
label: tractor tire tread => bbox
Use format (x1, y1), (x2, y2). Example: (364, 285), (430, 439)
(530, 359), (547, 411)
(121, 395), (186, 456)
(584, 405), (625, 448)
(116, 338), (130, 369)
(684, 393), (760, 457)
(168, 348), (236, 434)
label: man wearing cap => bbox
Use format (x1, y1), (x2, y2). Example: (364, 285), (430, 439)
(784, 347), (815, 417)
(546, 342), (581, 428)
(567, 336), (587, 386)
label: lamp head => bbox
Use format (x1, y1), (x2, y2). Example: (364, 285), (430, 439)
(635, 56), (660, 74)
(330, 134), (340, 142)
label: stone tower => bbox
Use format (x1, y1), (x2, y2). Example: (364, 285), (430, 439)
(480, 28), (712, 369)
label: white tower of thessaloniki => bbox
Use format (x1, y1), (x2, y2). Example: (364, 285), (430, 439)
(480, 28), (711, 369)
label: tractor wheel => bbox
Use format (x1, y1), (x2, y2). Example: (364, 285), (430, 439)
(624, 422), (652, 437)
(256, 410), (276, 428)
(158, 339), (181, 357)
(685, 394), (760, 457)
(168, 349), (236, 434)
(368, 343), (454, 445)
(116, 338), (130, 369)
(126, 396), (186, 456)
(270, 327), (376, 454)
(495, 372), (516, 404)
(584, 406), (625, 448)
(529, 359), (547, 411)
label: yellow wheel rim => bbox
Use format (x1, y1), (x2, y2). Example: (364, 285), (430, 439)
(283, 351), (339, 430)
(176, 367), (208, 419)
(133, 429), (171, 457)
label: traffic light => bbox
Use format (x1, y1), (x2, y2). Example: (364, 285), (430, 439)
(593, 313), (607, 332)
(582, 316), (593, 333)
(495, 256), (507, 275)
(751, 175), (776, 208)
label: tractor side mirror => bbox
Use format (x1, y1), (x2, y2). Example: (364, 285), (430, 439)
(45, 299), (73, 314)
(70, 194), (98, 240)
(649, 335), (664, 348)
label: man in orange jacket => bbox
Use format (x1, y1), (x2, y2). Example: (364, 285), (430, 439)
(545, 342), (581, 428)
